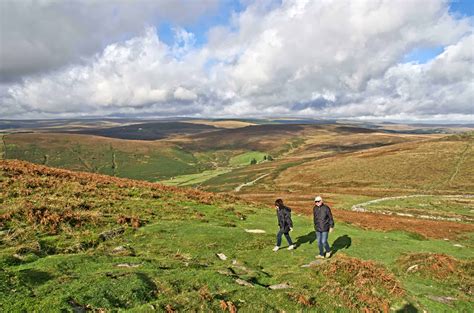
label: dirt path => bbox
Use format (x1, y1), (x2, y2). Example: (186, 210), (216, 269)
(351, 194), (474, 222)
(235, 173), (271, 192)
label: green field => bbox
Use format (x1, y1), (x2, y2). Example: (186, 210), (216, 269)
(1, 160), (473, 312)
(229, 151), (268, 166)
(158, 168), (232, 186)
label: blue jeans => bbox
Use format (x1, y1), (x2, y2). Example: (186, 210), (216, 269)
(316, 231), (330, 256)
(276, 230), (293, 246)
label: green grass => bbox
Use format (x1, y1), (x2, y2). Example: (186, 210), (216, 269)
(229, 151), (268, 166)
(1, 160), (473, 312)
(158, 168), (232, 186)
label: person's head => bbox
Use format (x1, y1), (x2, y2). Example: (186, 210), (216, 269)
(314, 196), (323, 206)
(275, 198), (284, 208)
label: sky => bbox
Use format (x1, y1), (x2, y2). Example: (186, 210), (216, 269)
(0, 0), (473, 123)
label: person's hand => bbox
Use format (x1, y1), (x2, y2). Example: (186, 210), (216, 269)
(329, 228), (334, 233)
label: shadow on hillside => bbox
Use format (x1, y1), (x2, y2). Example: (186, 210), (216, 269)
(396, 303), (418, 312)
(18, 269), (54, 286)
(295, 232), (316, 247)
(330, 234), (352, 256)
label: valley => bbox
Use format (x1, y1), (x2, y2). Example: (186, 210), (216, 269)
(0, 118), (473, 311)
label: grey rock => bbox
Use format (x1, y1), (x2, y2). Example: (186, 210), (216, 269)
(235, 278), (253, 287)
(301, 260), (325, 267)
(269, 282), (291, 290)
(116, 263), (141, 268)
(428, 295), (456, 304)
(99, 227), (124, 241)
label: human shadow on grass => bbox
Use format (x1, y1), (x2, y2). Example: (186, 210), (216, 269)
(294, 231), (316, 248)
(330, 234), (351, 257)
(396, 303), (418, 313)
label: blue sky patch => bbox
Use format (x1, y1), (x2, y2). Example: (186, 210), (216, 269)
(157, 0), (245, 47)
(449, 0), (474, 17)
(403, 46), (445, 64)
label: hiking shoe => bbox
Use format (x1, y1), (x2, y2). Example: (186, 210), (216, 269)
(325, 251), (331, 258)
(287, 245), (295, 250)
(272, 246), (279, 252)
(315, 255), (325, 259)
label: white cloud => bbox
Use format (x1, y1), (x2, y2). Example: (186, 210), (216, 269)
(0, 0), (218, 81)
(174, 87), (197, 101)
(1, 0), (473, 122)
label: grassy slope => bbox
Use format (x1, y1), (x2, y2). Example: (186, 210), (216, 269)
(1, 160), (473, 312)
(228, 151), (268, 166)
(277, 133), (474, 195)
(4, 133), (201, 180)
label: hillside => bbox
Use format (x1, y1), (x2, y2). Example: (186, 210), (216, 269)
(2, 133), (204, 181)
(1, 160), (473, 311)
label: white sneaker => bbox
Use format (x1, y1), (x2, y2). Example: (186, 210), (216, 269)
(325, 251), (331, 258)
(287, 245), (295, 250)
(272, 246), (279, 252)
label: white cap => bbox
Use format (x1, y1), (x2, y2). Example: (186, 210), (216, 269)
(314, 196), (322, 202)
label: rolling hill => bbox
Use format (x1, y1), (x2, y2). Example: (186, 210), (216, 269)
(1, 160), (473, 311)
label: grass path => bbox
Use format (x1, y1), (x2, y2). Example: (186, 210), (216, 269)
(448, 140), (472, 184)
(235, 173), (271, 192)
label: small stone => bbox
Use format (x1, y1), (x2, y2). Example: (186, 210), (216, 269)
(269, 282), (291, 290)
(235, 278), (253, 287)
(112, 246), (127, 253)
(407, 264), (419, 272)
(301, 260), (324, 267)
(217, 269), (232, 276)
(244, 229), (266, 233)
(428, 295), (456, 304)
(13, 253), (25, 261)
(116, 263), (140, 268)
(216, 253), (227, 260)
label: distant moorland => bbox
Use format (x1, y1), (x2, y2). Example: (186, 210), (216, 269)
(0, 118), (473, 311)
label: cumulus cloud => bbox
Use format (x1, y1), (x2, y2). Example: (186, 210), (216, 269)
(1, 0), (473, 122)
(0, 0), (218, 82)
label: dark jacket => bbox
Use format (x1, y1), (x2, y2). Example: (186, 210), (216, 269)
(313, 203), (334, 232)
(277, 205), (293, 233)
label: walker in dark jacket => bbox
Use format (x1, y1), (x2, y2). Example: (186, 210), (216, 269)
(273, 199), (295, 251)
(313, 196), (334, 258)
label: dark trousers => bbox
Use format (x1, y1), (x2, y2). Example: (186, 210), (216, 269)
(316, 231), (330, 256)
(276, 229), (293, 246)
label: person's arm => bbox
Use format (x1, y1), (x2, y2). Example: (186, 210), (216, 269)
(287, 208), (293, 230)
(327, 205), (335, 231)
(312, 206), (317, 228)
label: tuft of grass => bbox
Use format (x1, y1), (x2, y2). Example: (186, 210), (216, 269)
(315, 254), (405, 311)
